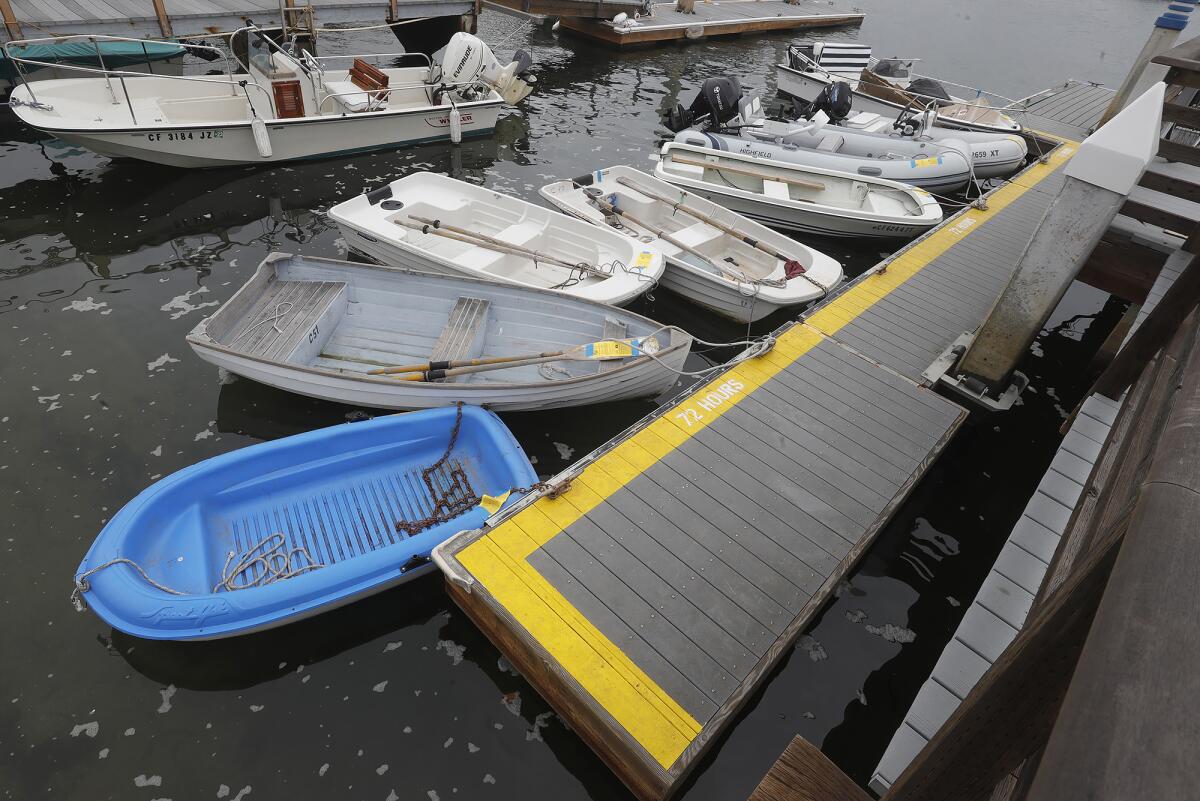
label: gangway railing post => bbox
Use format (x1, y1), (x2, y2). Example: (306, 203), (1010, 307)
(1098, 0), (1194, 126)
(940, 84), (1165, 407)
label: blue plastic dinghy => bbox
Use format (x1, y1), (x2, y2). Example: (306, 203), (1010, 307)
(73, 405), (536, 640)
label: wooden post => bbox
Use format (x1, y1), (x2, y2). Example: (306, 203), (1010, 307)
(956, 84), (1164, 392)
(1097, 0), (1193, 126)
(1091, 253), (1200, 399)
(1026, 315), (1200, 801)
(0, 0), (23, 40)
(748, 737), (871, 801)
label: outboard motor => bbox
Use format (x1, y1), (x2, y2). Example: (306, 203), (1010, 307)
(809, 80), (853, 123)
(434, 32), (536, 105)
(665, 77), (743, 132)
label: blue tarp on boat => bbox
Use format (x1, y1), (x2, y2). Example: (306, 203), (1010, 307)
(3, 40), (185, 78)
(74, 405), (537, 640)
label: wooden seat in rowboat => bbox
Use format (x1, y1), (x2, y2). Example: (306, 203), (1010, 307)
(428, 297), (491, 381)
(219, 279), (346, 361)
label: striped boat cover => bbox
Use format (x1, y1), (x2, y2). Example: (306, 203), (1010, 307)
(815, 42), (872, 75)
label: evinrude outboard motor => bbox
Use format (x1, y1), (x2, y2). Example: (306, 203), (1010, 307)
(664, 77), (743, 132)
(433, 32), (536, 105)
(808, 80), (853, 123)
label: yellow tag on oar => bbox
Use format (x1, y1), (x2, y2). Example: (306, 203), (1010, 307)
(586, 339), (635, 359)
(479, 491), (513, 515)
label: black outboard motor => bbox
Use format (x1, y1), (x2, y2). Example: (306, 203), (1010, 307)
(665, 77), (743, 132)
(809, 80), (853, 123)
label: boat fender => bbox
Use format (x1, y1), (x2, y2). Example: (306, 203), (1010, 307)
(449, 103), (463, 144)
(399, 555), (431, 574)
(366, 185), (394, 205)
(571, 173), (595, 187)
(251, 117), (272, 158)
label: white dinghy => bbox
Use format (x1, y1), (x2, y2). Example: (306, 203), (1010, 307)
(329, 172), (666, 306)
(654, 143), (943, 239)
(7, 30), (534, 168)
(667, 83), (974, 193)
(776, 42), (1024, 135)
(540, 166), (843, 323)
(187, 253), (693, 412)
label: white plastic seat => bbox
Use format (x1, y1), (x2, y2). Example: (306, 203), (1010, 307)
(761, 180), (791, 200)
(324, 80), (386, 113)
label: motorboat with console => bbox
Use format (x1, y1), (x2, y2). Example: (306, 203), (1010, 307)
(776, 41), (1024, 135)
(6, 29), (535, 167)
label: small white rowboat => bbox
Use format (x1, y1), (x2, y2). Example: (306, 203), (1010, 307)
(187, 253), (693, 412)
(329, 172), (666, 307)
(540, 166), (843, 323)
(654, 143), (944, 239)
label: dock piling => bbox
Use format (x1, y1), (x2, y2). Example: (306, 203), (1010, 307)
(952, 84), (1165, 397)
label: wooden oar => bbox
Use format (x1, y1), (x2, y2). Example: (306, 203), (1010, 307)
(369, 336), (654, 379)
(404, 215), (612, 279)
(582, 191), (747, 283)
(614, 175), (803, 268)
(668, 155), (827, 192)
(385, 353), (580, 382)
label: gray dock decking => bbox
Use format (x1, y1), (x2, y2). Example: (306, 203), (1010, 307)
(434, 121), (1082, 800)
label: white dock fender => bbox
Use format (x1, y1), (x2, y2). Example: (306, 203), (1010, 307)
(252, 117), (273, 158)
(1066, 82), (1165, 195)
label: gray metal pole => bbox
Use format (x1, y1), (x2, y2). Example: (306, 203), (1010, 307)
(1098, 0), (1194, 126)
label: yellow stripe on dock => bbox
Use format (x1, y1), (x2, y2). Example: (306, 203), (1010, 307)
(456, 138), (1078, 772)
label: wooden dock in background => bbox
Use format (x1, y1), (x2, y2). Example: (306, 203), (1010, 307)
(555, 0), (862, 46)
(433, 124), (1079, 799)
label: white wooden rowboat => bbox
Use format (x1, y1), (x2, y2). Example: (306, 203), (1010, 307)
(328, 172), (666, 307)
(654, 143), (944, 239)
(186, 253), (692, 412)
(540, 166), (843, 323)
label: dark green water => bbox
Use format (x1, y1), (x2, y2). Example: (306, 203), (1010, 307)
(0, 3), (1155, 799)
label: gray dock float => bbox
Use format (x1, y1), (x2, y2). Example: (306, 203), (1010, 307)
(868, 212), (1190, 795)
(1020, 79), (1117, 139)
(433, 130), (1082, 801)
(0, 0), (471, 40)
(556, 0), (863, 46)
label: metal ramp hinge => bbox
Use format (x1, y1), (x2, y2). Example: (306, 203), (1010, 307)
(923, 332), (1029, 412)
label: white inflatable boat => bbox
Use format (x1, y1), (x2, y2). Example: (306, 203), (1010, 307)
(668, 81), (974, 192)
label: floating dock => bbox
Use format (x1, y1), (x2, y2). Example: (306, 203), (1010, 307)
(434, 120), (1079, 798)
(556, 0), (863, 46)
(0, 0), (472, 42)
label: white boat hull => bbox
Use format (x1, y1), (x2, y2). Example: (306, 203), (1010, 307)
(540, 165), (843, 323)
(188, 253), (692, 412)
(31, 102), (502, 168)
(330, 172), (666, 307)
(776, 64), (1023, 136)
(675, 129), (973, 193)
(654, 143), (943, 239)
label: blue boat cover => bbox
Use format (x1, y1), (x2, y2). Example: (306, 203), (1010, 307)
(75, 406), (537, 640)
